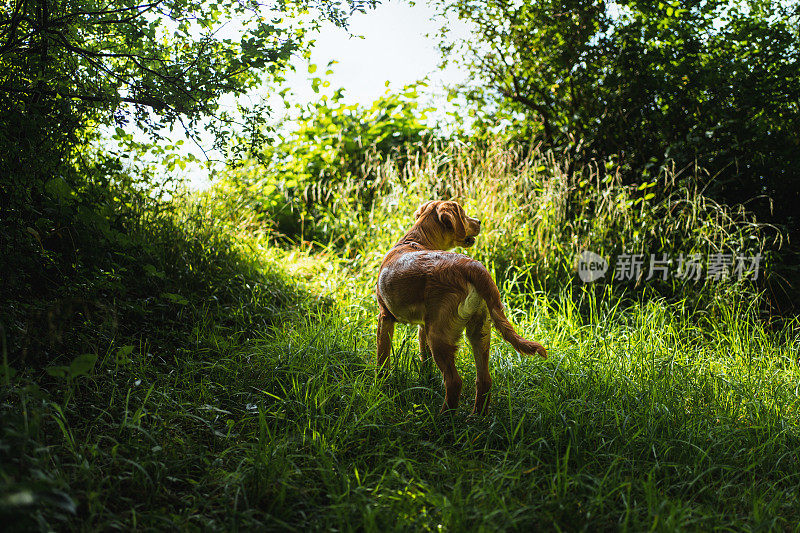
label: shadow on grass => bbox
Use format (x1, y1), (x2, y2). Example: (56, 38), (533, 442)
(0, 190), (326, 531)
(3, 191), (324, 370)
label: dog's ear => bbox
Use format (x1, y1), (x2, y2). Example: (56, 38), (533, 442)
(414, 201), (435, 219)
(437, 205), (455, 229)
(436, 202), (466, 238)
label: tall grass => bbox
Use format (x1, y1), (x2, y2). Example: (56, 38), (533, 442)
(2, 142), (798, 530)
(215, 140), (776, 313)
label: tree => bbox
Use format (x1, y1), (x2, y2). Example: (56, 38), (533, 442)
(436, 0), (800, 235)
(0, 0), (375, 207)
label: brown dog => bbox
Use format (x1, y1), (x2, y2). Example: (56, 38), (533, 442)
(376, 200), (547, 415)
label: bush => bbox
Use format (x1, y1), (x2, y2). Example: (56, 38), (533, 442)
(213, 83), (433, 241)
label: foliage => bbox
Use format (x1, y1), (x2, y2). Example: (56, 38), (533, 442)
(215, 81), (433, 241)
(3, 1), (799, 528)
(0, 175), (326, 529)
(0, 0), (373, 132)
(0, 0), (375, 321)
(0, 0), (375, 240)
(435, 0), (800, 235)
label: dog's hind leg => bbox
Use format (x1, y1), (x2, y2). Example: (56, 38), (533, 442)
(377, 312), (395, 378)
(427, 332), (462, 413)
(466, 304), (492, 415)
(418, 325), (431, 363)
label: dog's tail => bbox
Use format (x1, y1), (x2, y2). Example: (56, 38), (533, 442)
(465, 261), (547, 358)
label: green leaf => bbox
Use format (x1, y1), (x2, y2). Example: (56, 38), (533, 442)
(116, 345), (135, 358)
(44, 177), (75, 203)
(1, 489), (76, 514)
(143, 264), (165, 279)
(69, 353), (98, 378)
(46, 366), (70, 378)
(38, 490), (78, 514)
(161, 292), (189, 305)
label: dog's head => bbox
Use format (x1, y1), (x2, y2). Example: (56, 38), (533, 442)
(413, 200), (481, 250)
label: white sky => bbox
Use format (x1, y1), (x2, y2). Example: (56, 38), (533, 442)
(287, 0), (465, 105)
(184, 0), (470, 189)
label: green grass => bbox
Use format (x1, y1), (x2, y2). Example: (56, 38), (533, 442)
(6, 285), (799, 530)
(2, 146), (800, 531)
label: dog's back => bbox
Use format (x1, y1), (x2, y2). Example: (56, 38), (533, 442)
(375, 200), (546, 414)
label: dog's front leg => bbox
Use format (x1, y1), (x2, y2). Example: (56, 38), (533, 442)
(376, 312), (395, 377)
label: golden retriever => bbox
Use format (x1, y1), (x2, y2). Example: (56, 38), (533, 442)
(376, 200), (547, 414)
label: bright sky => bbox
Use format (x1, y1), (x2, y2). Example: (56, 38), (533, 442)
(185, 0), (470, 189)
(287, 0), (465, 105)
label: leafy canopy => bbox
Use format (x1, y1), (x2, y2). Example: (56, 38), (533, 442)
(0, 0), (377, 288)
(436, 0), (800, 232)
(0, 0), (377, 222)
(0, 0), (375, 132)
